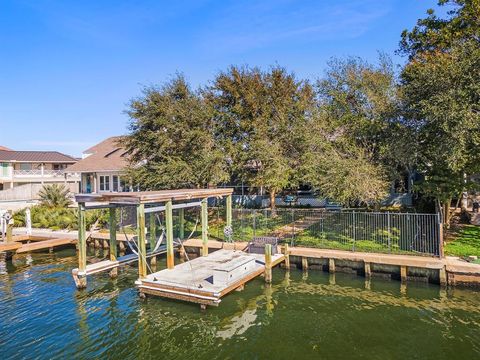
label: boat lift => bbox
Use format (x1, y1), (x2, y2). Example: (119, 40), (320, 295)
(72, 188), (234, 289)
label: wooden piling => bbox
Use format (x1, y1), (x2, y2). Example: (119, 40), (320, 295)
(201, 198), (208, 256)
(284, 243), (290, 269)
(76, 203), (87, 289)
(137, 204), (147, 279)
(109, 207), (118, 278)
(439, 266), (447, 286)
(364, 262), (371, 278)
(265, 243), (272, 283)
(149, 213), (157, 267)
(329, 258), (335, 273)
(166, 200), (174, 270)
(302, 257), (308, 271)
(226, 194), (232, 228)
(400, 265), (407, 283)
(6, 210), (13, 242)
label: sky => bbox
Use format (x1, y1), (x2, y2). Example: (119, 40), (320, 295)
(0, 0), (441, 157)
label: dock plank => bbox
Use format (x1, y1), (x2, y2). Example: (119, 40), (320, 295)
(0, 242), (22, 252)
(16, 238), (76, 253)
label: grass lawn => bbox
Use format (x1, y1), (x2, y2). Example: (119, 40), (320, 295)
(445, 225), (480, 257)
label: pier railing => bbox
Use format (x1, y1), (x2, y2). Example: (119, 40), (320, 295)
(224, 209), (442, 257)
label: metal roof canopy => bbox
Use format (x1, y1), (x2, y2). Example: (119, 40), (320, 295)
(75, 188), (234, 205)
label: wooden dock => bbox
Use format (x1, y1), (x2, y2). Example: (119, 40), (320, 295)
(137, 249), (285, 307)
(0, 235), (76, 254)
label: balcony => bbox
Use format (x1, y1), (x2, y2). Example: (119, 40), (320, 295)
(12, 169), (79, 179)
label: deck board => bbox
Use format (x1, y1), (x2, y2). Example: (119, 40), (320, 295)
(16, 238), (76, 253)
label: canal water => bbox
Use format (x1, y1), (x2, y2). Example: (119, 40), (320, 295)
(1, 249), (480, 360)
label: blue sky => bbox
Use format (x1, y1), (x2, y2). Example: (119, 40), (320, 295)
(0, 0), (440, 157)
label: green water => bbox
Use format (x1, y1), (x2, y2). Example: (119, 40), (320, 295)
(1, 250), (480, 359)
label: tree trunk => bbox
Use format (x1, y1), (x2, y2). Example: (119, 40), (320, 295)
(269, 190), (277, 217)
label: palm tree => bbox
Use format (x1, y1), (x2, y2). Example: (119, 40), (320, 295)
(38, 184), (72, 208)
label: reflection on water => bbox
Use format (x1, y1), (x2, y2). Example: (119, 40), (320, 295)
(1, 249), (480, 359)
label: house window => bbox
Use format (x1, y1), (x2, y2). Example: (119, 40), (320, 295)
(113, 175), (119, 192)
(53, 164), (67, 170)
(1, 163), (9, 177)
(99, 175), (110, 191)
(19, 163), (32, 170)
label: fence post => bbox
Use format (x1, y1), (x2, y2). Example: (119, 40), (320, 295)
(387, 212), (391, 253)
(438, 213), (444, 258)
(352, 211), (356, 252)
(253, 209), (257, 238)
(291, 209), (295, 245)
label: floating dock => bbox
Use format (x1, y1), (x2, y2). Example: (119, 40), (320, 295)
(137, 249), (285, 307)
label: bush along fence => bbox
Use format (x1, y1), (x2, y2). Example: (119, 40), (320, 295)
(208, 209), (442, 257)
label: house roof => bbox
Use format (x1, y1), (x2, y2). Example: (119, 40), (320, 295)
(0, 146), (12, 151)
(67, 136), (129, 173)
(0, 150), (77, 163)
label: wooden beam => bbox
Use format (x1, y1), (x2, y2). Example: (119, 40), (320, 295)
(201, 198), (208, 256)
(109, 207), (118, 278)
(137, 204), (147, 279)
(76, 203), (87, 288)
(302, 257), (308, 271)
(265, 243), (272, 283)
(166, 200), (174, 269)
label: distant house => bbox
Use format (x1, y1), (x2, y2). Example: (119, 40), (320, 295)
(0, 148), (79, 191)
(66, 137), (131, 194)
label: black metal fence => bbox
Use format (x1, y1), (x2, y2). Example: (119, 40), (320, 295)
(218, 209), (442, 257)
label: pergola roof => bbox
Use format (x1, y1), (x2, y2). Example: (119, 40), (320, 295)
(75, 188), (234, 205)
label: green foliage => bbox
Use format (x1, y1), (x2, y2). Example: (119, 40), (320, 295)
(124, 74), (229, 189)
(399, 0), (480, 60)
(13, 206), (108, 231)
(400, 1), (480, 221)
(445, 225), (480, 257)
(38, 184), (72, 208)
(206, 66), (315, 203)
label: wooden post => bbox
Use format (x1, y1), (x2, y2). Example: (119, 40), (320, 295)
(226, 194), (232, 228)
(137, 204), (147, 279)
(149, 213), (157, 267)
(178, 208), (185, 240)
(283, 244), (290, 269)
(400, 265), (407, 283)
(6, 209), (13, 242)
(302, 257), (308, 271)
(329, 258), (335, 273)
(166, 200), (174, 269)
(439, 266), (447, 286)
(109, 207), (118, 278)
(201, 198), (208, 256)
(265, 243), (272, 283)
(364, 262), (371, 278)
(76, 203), (87, 288)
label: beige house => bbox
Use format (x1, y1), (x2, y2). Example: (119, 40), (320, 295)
(0, 148), (79, 191)
(66, 137), (131, 194)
